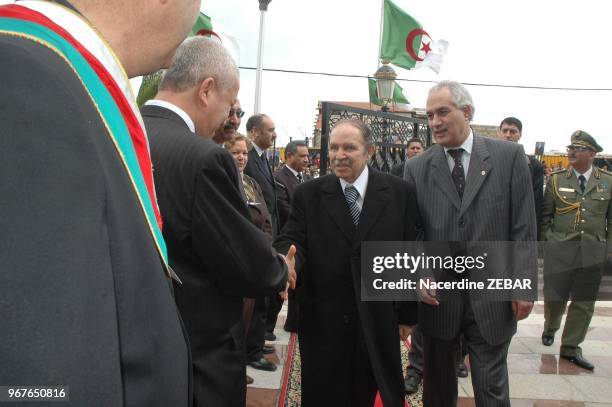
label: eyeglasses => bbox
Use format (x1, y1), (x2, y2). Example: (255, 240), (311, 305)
(229, 109), (245, 118)
(566, 146), (592, 152)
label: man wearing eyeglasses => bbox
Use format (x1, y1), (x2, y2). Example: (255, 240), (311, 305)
(213, 99), (244, 145)
(541, 131), (612, 371)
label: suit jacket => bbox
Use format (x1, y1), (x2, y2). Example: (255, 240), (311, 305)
(142, 105), (287, 407)
(404, 134), (537, 345)
(273, 164), (312, 228)
(1, 34), (190, 406)
(528, 155), (544, 239)
(275, 168), (418, 407)
(245, 147), (280, 236)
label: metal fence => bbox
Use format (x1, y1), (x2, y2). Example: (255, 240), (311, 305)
(319, 102), (431, 175)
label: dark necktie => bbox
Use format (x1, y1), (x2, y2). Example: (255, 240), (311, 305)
(296, 173), (303, 183)
(579, 174), (586, 193)
(261, 152), (273, 180)
(447, 148), (466, 199)
(344, 185), (361, 226)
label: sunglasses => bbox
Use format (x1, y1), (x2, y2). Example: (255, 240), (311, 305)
(566, 146), (592, 152)
(229, 109), (245, 118)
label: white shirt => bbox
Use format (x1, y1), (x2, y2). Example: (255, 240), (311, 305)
(285, 164), (301, 179)
(145, 100), (195, 133)
(573, 166), (593, 183)
(253, 143), (266, 159)
(444, 129), (473, 175)
(339, 166), (369, 211)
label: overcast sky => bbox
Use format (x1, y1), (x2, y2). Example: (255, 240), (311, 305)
(201, 0), (612, 154)
(4, 0), (610, 153)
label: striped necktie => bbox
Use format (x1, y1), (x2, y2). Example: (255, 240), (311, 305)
(344, 185), (361, 226)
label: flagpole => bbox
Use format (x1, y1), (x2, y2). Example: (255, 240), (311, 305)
(254, 0), (272, 114)
(377, 0), (385, 69)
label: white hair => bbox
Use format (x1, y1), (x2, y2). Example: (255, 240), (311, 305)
(429, 80), (475, 121)
(159, 36), (239, 93)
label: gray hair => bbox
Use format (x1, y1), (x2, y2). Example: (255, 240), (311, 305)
(159, 36), (239, 93)
(331, 119), (374, 148)
(429, 80), (475, 121)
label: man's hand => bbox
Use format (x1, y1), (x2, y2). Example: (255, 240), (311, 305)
(279, 283), (289, 301)
(418, 277), (439, 306)
(399, 324), (413, 341)
(281, 245), (297, 289)
(512, 300), (533, 321)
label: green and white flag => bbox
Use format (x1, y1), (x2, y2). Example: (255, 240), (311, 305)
(368, 78), (411, 109)
(135, 12), (242, 107)
(379, 0), (448, 73)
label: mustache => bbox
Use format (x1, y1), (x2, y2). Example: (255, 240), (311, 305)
(224, 124), (238, 131)
(332, 158), (352, 167)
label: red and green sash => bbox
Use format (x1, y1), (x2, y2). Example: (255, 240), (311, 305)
(0, 4), (169, 269)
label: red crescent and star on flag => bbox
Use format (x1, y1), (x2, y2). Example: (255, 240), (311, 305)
(405, 28), (433, 61)
(196, 29), (222, 42)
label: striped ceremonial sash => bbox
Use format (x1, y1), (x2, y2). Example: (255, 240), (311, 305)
(0, 4), (169, 270)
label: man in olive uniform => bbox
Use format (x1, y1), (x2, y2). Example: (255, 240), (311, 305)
(540, 130), (612, 371)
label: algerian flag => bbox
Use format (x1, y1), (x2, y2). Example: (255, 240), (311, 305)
(135, 12), (242, 107)
(368, 78), (412, 110)
(379, 0), (448, 74)
(191, 12), (241, 65)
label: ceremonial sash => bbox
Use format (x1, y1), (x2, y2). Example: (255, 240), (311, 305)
(0, 4), (169, 269)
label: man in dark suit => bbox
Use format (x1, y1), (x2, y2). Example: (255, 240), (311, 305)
(244, 113), (284, 371)
(0, 0), (201, 405)
(404, 81), (537, 406)
(274, 140), (312, 332)
(390, 137), (425, 177)
(275, 119), (418, 407)
(499, 116), (544, 237)
(142, 37), (290, 407)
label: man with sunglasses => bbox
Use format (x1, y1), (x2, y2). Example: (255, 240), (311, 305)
(213, 99), (244, 145)
(541, 131), (611, 371)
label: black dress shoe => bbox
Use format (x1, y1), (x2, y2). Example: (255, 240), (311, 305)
(248, 358), (277, 372)
(264, 331), (277, 341)
(262, 345), (275, 354)
(456, 362), (468, 378)
(404, 375), (421, 394)
(560, 354), (594, 371)
(541, 334), (554, 346)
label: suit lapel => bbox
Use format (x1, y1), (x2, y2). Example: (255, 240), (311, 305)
(353, 169), (390, 247)
(579, 168), (598, 196)
(249, 148), (274, 186)
(431, 145), (461, 210)
(460, 135), (492, 217)
(322, 176), (355, 243)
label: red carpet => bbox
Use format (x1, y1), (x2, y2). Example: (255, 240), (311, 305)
(278, 335), (416, 407)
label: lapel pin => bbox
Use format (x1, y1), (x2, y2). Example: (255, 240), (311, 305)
(481, 170), (486, 176)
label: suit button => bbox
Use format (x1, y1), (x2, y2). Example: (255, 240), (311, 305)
(343, 315), (350, 324)
(580, 231), (585, 234)
(582, 197), (586, 201)
(458, 218), (465, 227)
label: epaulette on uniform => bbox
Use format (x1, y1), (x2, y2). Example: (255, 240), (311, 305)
(599, 167), (612, 176)
(550, 169), (567, 175)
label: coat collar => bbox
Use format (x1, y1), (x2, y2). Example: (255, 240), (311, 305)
(321, 168), (390, 246)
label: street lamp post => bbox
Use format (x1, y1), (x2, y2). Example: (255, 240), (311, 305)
(373, 62), (397, 112)
(254, 0), (272, 113)
(373, 62), (397, 171)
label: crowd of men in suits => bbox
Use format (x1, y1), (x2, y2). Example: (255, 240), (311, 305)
(2, 1), (610, 406)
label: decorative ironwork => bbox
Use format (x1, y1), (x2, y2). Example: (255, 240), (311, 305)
(319, 102), (430, 175)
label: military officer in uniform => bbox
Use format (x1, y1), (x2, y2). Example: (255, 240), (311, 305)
(540, 130), (612, 371)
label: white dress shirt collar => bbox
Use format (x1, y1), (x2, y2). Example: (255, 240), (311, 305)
(145, 100), (195, 133)
(339, 165), (369, 210)
(573, 166), (593, 182)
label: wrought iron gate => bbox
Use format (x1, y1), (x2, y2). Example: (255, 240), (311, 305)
(319, 102), (431, 176)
